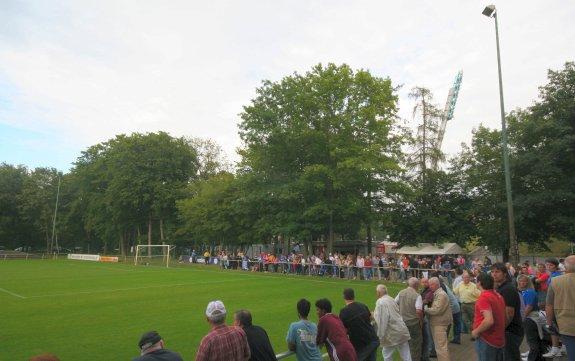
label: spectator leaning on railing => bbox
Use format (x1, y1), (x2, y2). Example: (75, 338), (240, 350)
(339, 288), (379, 361)
(286, 299), (322, 361)
(315, 298), (358, 361)
(195, 300), (250, 361)
(234, 309), (277, 361)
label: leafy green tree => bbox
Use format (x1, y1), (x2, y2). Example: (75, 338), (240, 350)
(239, 63), (403, 252)
(16, 167), (61, 251)
(0, 163), (30, 248)
(67, 132), (198, 254)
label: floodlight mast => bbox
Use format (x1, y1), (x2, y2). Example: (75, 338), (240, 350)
(482, 5), (519, 264)
(433, 71), (463, 170)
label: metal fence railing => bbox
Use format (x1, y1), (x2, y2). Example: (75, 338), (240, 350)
(275, 350), (329, 360)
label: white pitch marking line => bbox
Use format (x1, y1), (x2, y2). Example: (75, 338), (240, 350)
(0, 287), (26, 299)
(24, 278), (253, 299)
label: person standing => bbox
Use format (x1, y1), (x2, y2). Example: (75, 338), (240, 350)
(315, 298), (358, 361)
(373, 284), (412, 361)
(454, 272), (481, 334)
(491, 263), (524, 361)
(395, 277), (423, 361)
(546, 255), (575, 360)
(533, 263), (549, 309)
(339, 289), (379, 361)
(543, 258), (565, 358)
(233, 310), (277, 361)
(424, 277), (452, 361)
(420, 277), (435, 360)
(286, 299), (322, 361)
(471, 273), (506, 361)
(196, 300), (251, 361)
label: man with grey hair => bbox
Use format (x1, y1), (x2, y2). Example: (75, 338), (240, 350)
(373, 284), (412, 361)
(196, 300), (251, 361)
(132, 331), (183, 361)
(424, 277), (452, 361)
(546, 255), (575, 359)
(395, 277), (423, 361)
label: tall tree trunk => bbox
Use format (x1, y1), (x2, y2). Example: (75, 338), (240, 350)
(328, 212), (334, 254)
(160, 218), (164, 242)
(366, 191), (373, 255)
(148, 214), (153, 257)
(119, 232), (124, 256)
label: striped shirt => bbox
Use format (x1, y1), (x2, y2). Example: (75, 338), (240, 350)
(195, 324), (250, 361)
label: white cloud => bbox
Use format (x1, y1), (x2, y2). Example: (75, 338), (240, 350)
(0, 0), (574, 169)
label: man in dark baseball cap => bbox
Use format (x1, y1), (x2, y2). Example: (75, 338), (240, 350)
(132, 330), (183, 361)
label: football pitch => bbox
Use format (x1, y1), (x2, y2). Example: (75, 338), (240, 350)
(0, 260), (403, 360)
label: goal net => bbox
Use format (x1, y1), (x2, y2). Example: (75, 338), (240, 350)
(134, 244), (173, 268)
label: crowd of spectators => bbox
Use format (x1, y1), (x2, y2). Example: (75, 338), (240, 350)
(30, 255), (574, 361)
(186, 249), (499, 284)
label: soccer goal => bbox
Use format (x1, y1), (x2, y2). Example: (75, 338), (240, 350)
(134, 244), (173, 268)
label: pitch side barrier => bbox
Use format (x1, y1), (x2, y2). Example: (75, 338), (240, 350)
(186, 258), (458, 282)
(275, 350), (328, 360)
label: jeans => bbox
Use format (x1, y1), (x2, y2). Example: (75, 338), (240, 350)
(505, 331), (523, 361)
(356, 339), (379, 361)
(561, 334), (575, 361)
(421, 319), (431, 361)
(451, 312), (462, 342)
(474, 337), (504, 361)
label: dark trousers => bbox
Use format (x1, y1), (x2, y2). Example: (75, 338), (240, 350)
(422, 318), (434, 360)
(356, 339), (379, 361)
(504, 331), (523, 361)
(406, 320), (423, 361)
(524, 319), (545, 361)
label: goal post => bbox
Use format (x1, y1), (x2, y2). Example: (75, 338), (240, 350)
(134, 244), (173, 268)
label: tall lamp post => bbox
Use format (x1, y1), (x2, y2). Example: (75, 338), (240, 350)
(482, 5), (519, 264)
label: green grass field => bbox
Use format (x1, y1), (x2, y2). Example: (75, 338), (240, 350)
(0, 259), (403, 360)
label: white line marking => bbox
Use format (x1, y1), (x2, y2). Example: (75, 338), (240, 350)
(24, 278), (253, 299)
(0, 287), (26, 299)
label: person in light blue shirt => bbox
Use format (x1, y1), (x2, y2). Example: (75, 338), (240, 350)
(286, 299), (322, 361)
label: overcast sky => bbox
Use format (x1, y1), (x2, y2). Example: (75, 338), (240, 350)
(1, 1), (574, 171)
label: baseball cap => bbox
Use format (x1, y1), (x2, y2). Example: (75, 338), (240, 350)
(205, 300), (226, 318)
(138, 331), (162, 351)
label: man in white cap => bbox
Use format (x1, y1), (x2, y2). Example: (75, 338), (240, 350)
(195, 300), (251, 361)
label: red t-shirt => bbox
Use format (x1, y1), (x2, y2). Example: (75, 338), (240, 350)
(316, 313), (358, 361)
(473, 289), (506, 348)
(536, 272), (549, 291)
(365, 258), (372, 267)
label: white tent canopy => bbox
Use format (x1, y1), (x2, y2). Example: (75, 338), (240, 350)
(395, 243), (465, 255)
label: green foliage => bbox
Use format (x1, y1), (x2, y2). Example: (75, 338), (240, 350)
(238, 63), (404, 249)
(66, 132), (199, 253)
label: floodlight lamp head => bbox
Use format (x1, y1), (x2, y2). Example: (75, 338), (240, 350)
(482, 5), (496, 18)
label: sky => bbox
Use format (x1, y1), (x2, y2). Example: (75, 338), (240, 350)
(1, 1), (574, 172)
